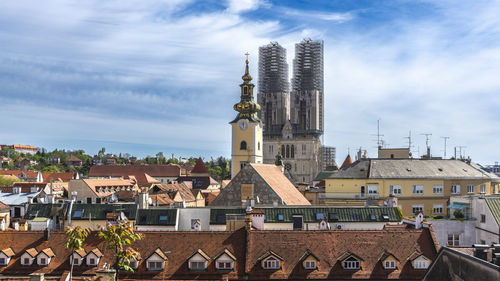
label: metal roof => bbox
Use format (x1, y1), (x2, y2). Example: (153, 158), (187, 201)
(485, 197), (500, 226)
(0, 192), (40, 206)
(136, 208), (177, 226)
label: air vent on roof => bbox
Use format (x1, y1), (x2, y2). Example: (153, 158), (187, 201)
(382, 214), (390, 221)
(369, 214), (377, 221)
(329, 213), (339, 222)
(438, 168), (443, 172)
(463, 169), (468, 172)
(407, 168), (411, 172)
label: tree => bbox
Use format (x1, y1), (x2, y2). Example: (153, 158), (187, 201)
(98, 221), (143, 281)
(0, 175), (17, 186)
(65, 226), (90, 281)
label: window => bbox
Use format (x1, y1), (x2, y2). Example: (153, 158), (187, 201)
(40, 258), (46, 265)
(302, 144), (306, 155)
(451, 185), (461, 194)
(367, 185), (378, 194)
(96, 198), (101, 204)
(258, 142), (260, 151)
(189, 261), (206, 270)
(315, 213), (325, 220)
(263, 257), (280, 269)
(328, 213), (339, 222)
(0, 258), (5, 265)
(217, 261), (233, 270)
(291, 145), (295, 158)
(148, 261), (163, 271)
(481, 214), (486, 223)
(89, 258), (96, 265)
(277, 214), (284, 221)
(369, 214), (377, 221)
(24, 258), (30, 265)
(467, 184), (474, 193)
(216, 215), (224, 223)
(304, 260), (316, 269)
(73, 258), (79, 265)
(412, 185), (424, 194)
(159, 215), (168, 224)
(480, 184), (486, 193)
(412, 205), (423, 215)
(74, 210), (83, 218)
(433, 185), (443, 194)
(448, 234), (460, 246)
(240, 141), (247, 150)
(343, 257), (360, 269)
(390, 185), (401, 195)
(286, 145), (290, 158)
(433, 204), (443, 214)
(414, 259), (429, 269)
(384, 260), (396, 269)
(86, 197), (92, 204)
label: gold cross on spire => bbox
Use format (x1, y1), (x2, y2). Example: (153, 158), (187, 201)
(245, 52), (249, 61)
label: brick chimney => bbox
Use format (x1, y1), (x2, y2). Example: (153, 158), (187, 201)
(245, 206), (252, 230)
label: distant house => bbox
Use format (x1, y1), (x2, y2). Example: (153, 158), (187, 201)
(0, 144), (38, 155)
(176, 158), (220, 190)
(89, 164), (181, 184)
(149, 183), (205, 207)
(0, 156), (12, 168)
(104, 158), (117, 165)
(68, 179), (139, 204)
(0, 170), (42, 182)
(210, 163), (311, 207)
(67, 157), (83, 167)
(14, 158), (36, 170)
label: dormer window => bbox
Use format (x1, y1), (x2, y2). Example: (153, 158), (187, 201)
(263, 256), (280, 269)
(384, 260), (396, 269)
(304, 260), (317, 270)
(413, 255), (430, 269)
(277, 214), (284, 221)
(343, 257), (360, 270)
(188, 249), (210, 271)
(146, 248), (167, 272)
(86, 248), (103, 267)
(315, 213), (325, 220)
(21, 248), (38, 266)
(0, 248), (15, 266)
(215, 249), (236, 271)
(36, 248), (55, 267)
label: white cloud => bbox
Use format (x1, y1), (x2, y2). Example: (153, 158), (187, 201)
(225, 0), (266, 14)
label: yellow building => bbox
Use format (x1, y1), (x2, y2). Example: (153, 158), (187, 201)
(230, 55), (263, 178)
(324, 159), (500, 217)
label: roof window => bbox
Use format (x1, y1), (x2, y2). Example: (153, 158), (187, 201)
(277, 214), (284, 221)
(216, 214), (224, 223)
(382, 214), (390, 221)
(329, 213), (339, 222)
(406, 168), (411, 172)
(369, 214), (377, 221)
(316, 213), (325, 220)
(74, 210), (83, 218)
(159, 215), (168, 224)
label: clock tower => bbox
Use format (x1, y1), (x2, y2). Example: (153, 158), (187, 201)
(230, 54), (263, 178)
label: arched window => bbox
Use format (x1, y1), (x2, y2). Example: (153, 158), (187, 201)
(281, 145), (285, 157)
(240, 141), (247, 150)
(291, 145), (295, 158)
(286, 145), (290, 158)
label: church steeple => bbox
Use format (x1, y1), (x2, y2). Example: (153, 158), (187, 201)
(231, 53), (261, 123)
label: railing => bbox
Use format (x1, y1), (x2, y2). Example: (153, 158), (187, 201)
(319, 192), (379, 200)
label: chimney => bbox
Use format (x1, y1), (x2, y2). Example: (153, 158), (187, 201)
(95, 269), (116, 281)
(245, 206), (252, 231)
(44, 228), (50, 241)
(473, 244), (489, 261)
(386, 195), (398, 207)
(71, 191), (77, 201)
(251, 210), (265, 230)
(138, 191), (149, 209)
(415, 212), (423, 229)
(29, 273), (44, 281)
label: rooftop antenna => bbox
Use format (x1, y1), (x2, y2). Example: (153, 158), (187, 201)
(372, 119), (384, 148)
(404, 131), (412, 149)
(421, 133), (432, 149)
(441, 136), (450, 159)
(457, 146), (466, 159)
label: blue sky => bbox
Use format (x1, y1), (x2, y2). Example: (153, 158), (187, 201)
(1, 0), (500, 164)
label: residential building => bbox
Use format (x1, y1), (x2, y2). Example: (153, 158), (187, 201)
(68, 179), (139, 204)
(230, 56), (263, 178)
(0, 219), (439, 280)
(66, 156), (83, 167)
(472, 196), (500, 245)
(484, 162), (500, 176)
(0, 170), (43, 182)
(210, 163), (310, 207)
(66, 203), (138, 230)
(324, 159), (500, 217)
(176, 158), (220, 190)
(89, 164), (182, 184)
(148, 183), (205, 207)
(0, 144), (38, 155)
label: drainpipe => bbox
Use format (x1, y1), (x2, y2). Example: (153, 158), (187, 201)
(67, 199), (75, 227)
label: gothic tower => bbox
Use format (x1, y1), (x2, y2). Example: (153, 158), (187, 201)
(230, 54), (263, 178)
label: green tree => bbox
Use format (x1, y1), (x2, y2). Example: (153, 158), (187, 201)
(98, 221), (143, 281)
(0, 175), (17, 186)
(65, 226), (91, 281)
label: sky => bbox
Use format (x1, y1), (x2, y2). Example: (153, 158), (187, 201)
(1, 0), (500, 164)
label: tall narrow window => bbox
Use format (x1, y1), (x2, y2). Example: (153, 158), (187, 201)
(286, 145), (290, 158)
(291, 145), (295, 158)
(281, 145), (285, 157)
(240, 141), (247, 150)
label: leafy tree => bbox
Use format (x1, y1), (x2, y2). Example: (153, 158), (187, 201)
(65, 226), (91, 281)
(0, 175), (17, 186)
(41, 165), (60, 173)
(98, 221), (143, 281)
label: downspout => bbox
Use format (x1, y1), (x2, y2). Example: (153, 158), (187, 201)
(67, 199), (74, 227)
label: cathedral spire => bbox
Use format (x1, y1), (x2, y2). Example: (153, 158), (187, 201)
(230, 53), (261, 123)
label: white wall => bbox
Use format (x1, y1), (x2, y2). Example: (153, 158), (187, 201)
(472, 197), (499, 245)
(178, 208), (210, 231)
(136, 225), (176, 231)
(428, 219), (476, 247)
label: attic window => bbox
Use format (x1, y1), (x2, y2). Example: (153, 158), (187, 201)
(369, 214), (377, 221)
(315, 213), (325, 220)
(384, 260), (396, 269)
(74, 210), (83, 218)
(343, 257), (360, 270)
(216, 214), (224, 223)
(328, 213), (339, 222)
(382, 214), (390, 221)
(277, 214), (284, 221)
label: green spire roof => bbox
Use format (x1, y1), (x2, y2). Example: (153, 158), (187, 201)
(230, 54), (261, 123)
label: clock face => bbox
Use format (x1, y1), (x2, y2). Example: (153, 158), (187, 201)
(239, 121), (248, 130)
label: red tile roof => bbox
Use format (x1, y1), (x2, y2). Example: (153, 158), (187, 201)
(340, 154), (354, 169)
(250, 163), (311, 205)
(89, 165), (181, 178)
(191, 158), (209, 174)
(0, 226), (438, 280)
(0, 170), (39, 179)
(42, 172), (77, 183)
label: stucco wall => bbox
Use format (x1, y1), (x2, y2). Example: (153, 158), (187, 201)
(428, 219), (476, 247)
(177, 208), (210, 231)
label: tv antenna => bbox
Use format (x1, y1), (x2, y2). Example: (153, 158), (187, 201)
(441, 136), (450, 159)
(371, 119), (384, 148)
(421, 133), (432, 149)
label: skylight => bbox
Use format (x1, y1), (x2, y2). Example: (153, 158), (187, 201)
(277, 214), (284, 221)
(316, 213), (325, 220)
(329, 213), (339, 222)
(159, 215), (168, 224)
(74, 210), (83, 218)
(369, 214), (377, 221)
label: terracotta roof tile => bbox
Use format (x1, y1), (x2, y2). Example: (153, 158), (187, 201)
(89, 248), (103, 258)
(250, 163), (311, 205)
(340, 154), (354, 169)
(40, 248), (55, 258)
(74, 249), (86, 257)
(0, 170), (39, 179)
(42, 172), (77, 183)
(1, 247), (14, 257)
(191, 158), (209, 174)
(26, 248), (38, 257)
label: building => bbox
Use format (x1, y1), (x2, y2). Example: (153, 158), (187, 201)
(68, 178), (139, 204)
(0, 170), (43, 182)
(423, 246), (500, 281)
(484, 162), (500, 176)
(319, 145), (336, 171)
(230, 56), (263, 178)
(211, 163), (310, 207)
(324, 158), (500, 217)
(0, 144), (39, 155)
(259, 39), (329, 184)
(89, 164), (182, 183)
(0, 219), (439, 280)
